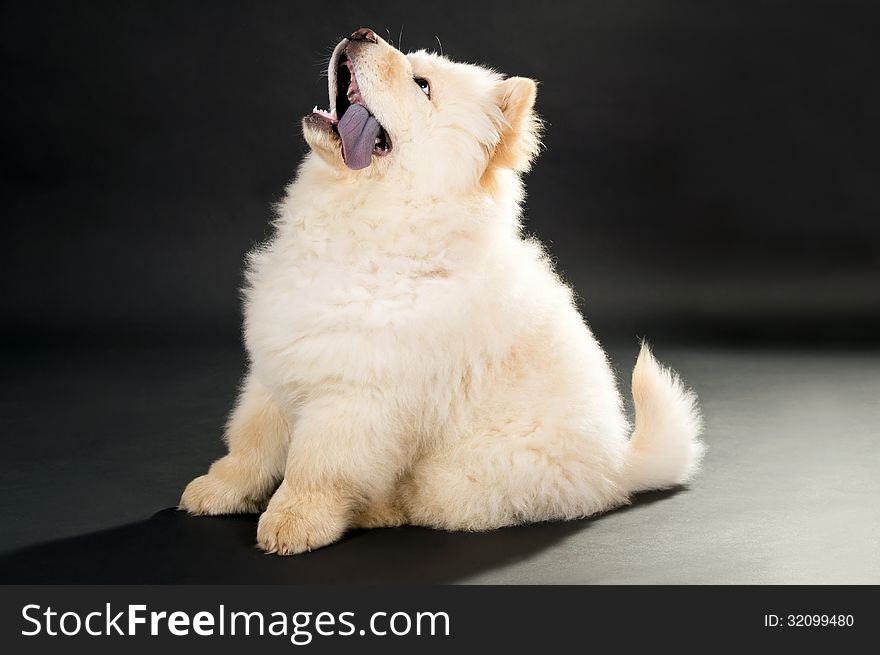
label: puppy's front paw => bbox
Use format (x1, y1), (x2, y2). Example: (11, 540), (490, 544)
(256, 487), (348, 555)
(179, 474), (262, 516)
(256, 506), (346, 555)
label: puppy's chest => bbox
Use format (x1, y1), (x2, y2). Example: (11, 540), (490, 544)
(299, 256), (445, 313)
(247, 248), (470, 389)
(252, 246), (460, 341)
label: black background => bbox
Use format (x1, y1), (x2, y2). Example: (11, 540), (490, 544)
(4, 0), (879, 346)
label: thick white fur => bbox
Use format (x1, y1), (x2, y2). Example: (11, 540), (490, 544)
(180, 33), (704, 554)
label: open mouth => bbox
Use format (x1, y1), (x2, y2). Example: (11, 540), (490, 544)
(311, 51), (391, 169)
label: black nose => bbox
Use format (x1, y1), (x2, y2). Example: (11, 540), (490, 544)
(349, 27), (378, 43)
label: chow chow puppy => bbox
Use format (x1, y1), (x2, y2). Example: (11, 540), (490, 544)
(180, 28), (704, 555)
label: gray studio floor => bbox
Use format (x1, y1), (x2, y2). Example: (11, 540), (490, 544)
(1, 341), (878, 583)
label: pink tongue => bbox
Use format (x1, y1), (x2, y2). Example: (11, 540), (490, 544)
(338, 104), (381, 170)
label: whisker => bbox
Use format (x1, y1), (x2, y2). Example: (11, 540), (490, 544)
(434, 34), (444, 57)
(398, 24), (405, 51)
(314, 40), (340, 79)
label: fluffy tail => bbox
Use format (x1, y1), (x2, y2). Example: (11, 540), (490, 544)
(622, 342), (705, 494)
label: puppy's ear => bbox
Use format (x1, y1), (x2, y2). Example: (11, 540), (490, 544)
(492, 77), (543, 172)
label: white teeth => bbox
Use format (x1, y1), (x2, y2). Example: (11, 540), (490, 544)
(347, 85), (362, 104)
(311, 106), (337, 121)
(347, 78), (360, 100)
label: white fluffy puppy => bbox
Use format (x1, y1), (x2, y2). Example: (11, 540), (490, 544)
(180, 28), (704, 555)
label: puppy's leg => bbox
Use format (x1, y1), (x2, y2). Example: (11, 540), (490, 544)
(402, 423), (628, 531)
(257, 390), (408, 554)
(180, 375), (289, 515)
(351, 491), (408, 529)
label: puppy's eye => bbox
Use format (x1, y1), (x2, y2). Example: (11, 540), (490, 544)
(414, 77), (430, 98)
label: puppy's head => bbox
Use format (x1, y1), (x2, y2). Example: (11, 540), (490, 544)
(304, 28), (542, 193)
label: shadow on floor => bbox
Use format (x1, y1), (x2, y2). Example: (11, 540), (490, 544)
(0, 489), (680, 583)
